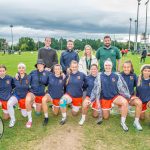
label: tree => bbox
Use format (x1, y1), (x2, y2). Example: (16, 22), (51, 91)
(18, 37), (35, 51)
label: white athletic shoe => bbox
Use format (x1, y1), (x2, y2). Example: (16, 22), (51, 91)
(121, 122), (129, 132)
(59, 118), (67, 125)
(79, 118), (85, 126)
(26, 121), (32, 128)
(9, 120), (16, 128)
(133, 122), (143, 131)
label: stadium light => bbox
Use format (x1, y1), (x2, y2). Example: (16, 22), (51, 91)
(135, 0), (142, 51)
(128, 18), (132, 51)
(134, 20), (137, 51)
(144, 0), (149, 44)
(10, 24), (14, 51)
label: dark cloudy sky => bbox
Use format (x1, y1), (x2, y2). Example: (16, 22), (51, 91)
(0, 0), (149, 42)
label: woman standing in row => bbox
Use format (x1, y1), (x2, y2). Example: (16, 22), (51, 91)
(79, 45), (98, 75)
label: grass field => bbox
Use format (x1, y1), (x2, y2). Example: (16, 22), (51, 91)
(0, 51), (150, 150)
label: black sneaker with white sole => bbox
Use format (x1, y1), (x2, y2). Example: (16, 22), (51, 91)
(43, 118), (49, 126)
(97, 117), (103, 125)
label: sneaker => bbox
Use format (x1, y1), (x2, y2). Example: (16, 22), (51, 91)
(9, 120), (16, 128)
(26, 121), (32, 128)
(60, 118), (67, 125)
(133, 122), (143, 131)
(43, 118), (49, 126)
(79, 118), (85, 126)
(97, 117), (103, 125)
(121, 122), (128, 132)
(49, 104), (53, 108)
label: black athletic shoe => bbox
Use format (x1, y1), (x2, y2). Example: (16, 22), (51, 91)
(43, 118), (49, 126)
(59, 118), (67, 125)
(97, 117), (103, 125)
(49, 104), (53, 108)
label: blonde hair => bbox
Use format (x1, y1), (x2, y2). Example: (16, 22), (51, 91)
(18, 63), (26, 69)
(84, 45), (93, 57)
(104, 58), (113, 67)
(137, 64), (150, 86)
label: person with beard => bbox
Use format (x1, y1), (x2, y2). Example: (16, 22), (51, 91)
(96, 35), (121, 72)
(60, 40), (79, 74)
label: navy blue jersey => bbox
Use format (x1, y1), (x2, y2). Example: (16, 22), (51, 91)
(121, 72), (137, 96)
(47, 73), (65, 99)
(60, 50), (79, 72)
(101, 72), (119, 100)
(29, 70), (49, 96)
(0, 75), (14, 101)
(13, 75), (30, 99)
(66, 71), (86, 97)
(136, 78), (150, 103)
(85, 75), (96, 97)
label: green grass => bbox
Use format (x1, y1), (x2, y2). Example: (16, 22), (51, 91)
(0, 51), (150, 150)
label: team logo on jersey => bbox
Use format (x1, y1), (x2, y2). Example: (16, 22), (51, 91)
(6, 80), (10, 84)
(112, 78), (116, 82)
(130, 76), (134, 80)
(59, 80), (62, 83)
(77, 76), (80, 80)
(111, 49), (114, 53)
(43, 72), (46, 76)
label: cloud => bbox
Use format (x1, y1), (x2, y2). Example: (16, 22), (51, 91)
(0, 0), (149, 42)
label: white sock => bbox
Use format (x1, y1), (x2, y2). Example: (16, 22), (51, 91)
(44, 113), (48, 118)
(62, 112), (66, 119)
(8, 105), (16, 122)
(134, 117), (139, 123)
(27, 111), (32, 122)
(81, 114), (86, 121)
(121, 117), (126, 124)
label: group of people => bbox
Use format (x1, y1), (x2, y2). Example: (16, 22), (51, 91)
(0, 36), (149, 132)
(121, 48), (128, 57)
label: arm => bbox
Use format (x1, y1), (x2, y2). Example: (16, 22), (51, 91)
(76, 53), (79, 62)
(96, 48), (100, 60)
(117, 59), (121, 72)
(60, 52), (67, 72)
(38, 49), (41, 59)
(83, 74), (87, 91)
(116, 48), (121, 72)
(78, 58), (85, 74)
(53, 51), (58, 66)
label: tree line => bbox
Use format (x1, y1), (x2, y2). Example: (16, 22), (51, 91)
(0, 37), (135, 51)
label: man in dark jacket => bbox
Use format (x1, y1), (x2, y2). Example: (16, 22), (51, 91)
(60, 40), (79, 74)
(140, 48), (147, 63)
(38, 37), (58, 71)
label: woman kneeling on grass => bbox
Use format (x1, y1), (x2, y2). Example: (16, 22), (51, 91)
(121, 60), (142, 131)
(0, 65), (14, 120)
(79, 64), (102, 125)
(7, 63), (30, 128)
(25, 59), (49, 128)
(42, 64), (66, 126)
(136, 65), (150, 120)
(90, 59), (131, 132)
(59, 60), (86, 125)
